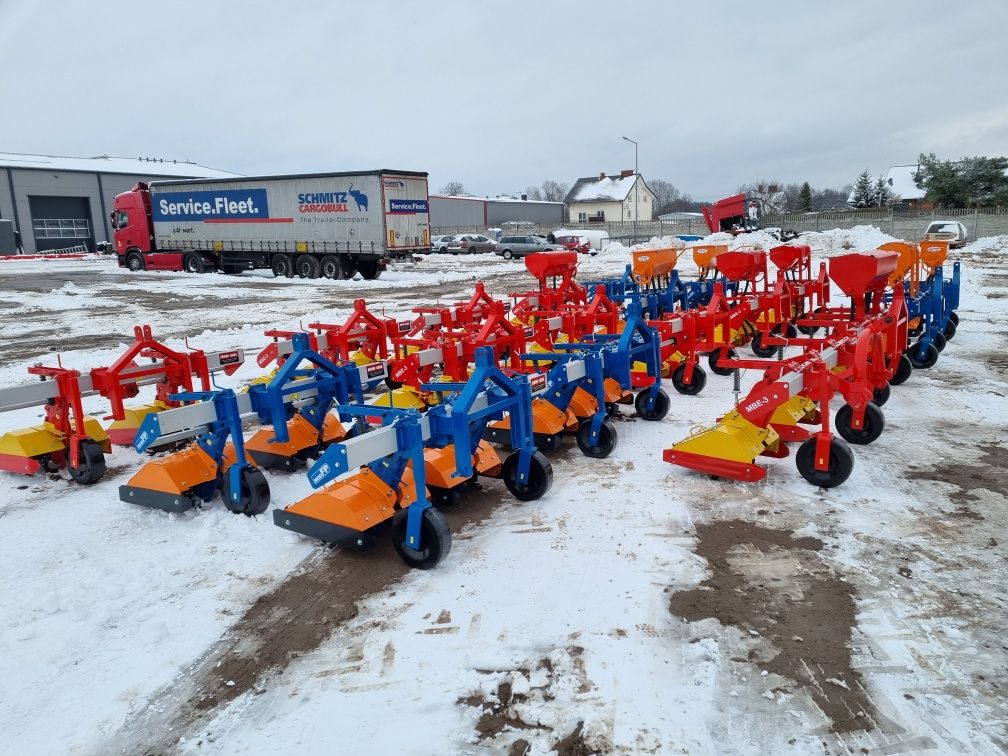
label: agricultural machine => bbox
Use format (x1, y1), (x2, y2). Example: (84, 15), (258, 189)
(274, 347), (553, 569)
(665, 250), (909, 488)
(119, 333), (387, 513)
(0, 326), (243, 482)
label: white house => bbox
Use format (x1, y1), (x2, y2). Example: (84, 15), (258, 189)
(564, 170), (656, 223)
(884, 164), (926, 206)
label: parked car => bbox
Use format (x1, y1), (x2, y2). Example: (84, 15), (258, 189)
(430, 235), (454, 253)
(923, 220), (968, 249)
(494, 235), (560, 259)
(447, 234), (497, 254)
(554, 234), (594, 255)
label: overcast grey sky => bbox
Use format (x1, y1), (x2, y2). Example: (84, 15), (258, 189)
(1, 0), (1005, 199)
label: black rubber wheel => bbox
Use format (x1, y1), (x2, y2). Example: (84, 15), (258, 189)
(502, 450), (554, 501)
(751, 331), (776, 358)
(835, 402), (885, 445)
(671, 364), (706, 396)
(320, 255), (340, 279)
(708, 347), (737, 376)
(340, 258), (357, 279)
(296, 254), (321, 279)
(357, 259), (381, 280)
(908, 342), (939, 369)
(66, 440), (106, 485)
(634, 387), (671, 421)
(223, 467), (270, 516)
(795, 436), (854, 488)
(429, 486), (463, 508)
(932, 331), (947, 353)
(890, 354), (913, 385)
(771, 323), (798, 338)
(183, 253), (206, 274)
(391, 507), (452, 569)
(271, 254), (293, 278)
(126, 252), (145, 272)
(872, 383), (891, 407)
(576, 418), (618, 458)
(943, 319), (957, 341)
(949, 311), (959, 326)
(502, 249), (514, 260)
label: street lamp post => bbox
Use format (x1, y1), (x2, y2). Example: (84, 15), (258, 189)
(622, 136), (638, 244)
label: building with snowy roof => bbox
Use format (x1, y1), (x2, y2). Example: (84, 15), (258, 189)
(429, 194), (564, 230)
(564, 170), (656, 223)
(0, 152), (238, 253)
(884, 164), (926, 207)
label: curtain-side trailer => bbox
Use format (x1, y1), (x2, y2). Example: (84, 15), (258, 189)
(111, 170), (430, 279)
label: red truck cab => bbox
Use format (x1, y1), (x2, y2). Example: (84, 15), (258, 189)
(702, 193), (758, 235)
(112, 183), (185, 271)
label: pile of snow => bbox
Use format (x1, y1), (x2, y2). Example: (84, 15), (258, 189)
(797, 225), (896, 256)
(956, 234), (1008, 260)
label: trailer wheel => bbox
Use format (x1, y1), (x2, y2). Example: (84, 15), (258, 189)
(126, 252), (145, 272)
(357, 259), (381, 280)
(671, 364), (706, 396)
(795, 436), (854, 488)
(932, 331), (947, 353)
(271, 254), (293, 278)
(66, 440), (106, 485)
(320, 255), (340, 279)
(576, 418), (618, 458)
(708, 347), (737, 376)
(340, 258), (357, 279)
(296, 254), (321, 279)
(391, 507), (452, 569)
(224, 467), (270, 516)
(429, 486), (463, 508)
(943, 319), (957, 341)
(890, 353), (913, 385)
(750, 331), (776, 358)
(502, 450), (553, 501)
(835, 402), (885, 445)
(872, 383), (891, 407)
(183, 253), (206, 274)
(634, 387), (671, 421)
(908, 342), (939, 369)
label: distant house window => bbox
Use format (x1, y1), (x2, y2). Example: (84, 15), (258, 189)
(577, 212), (587, 222)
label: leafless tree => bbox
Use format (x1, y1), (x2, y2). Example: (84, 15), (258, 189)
(524, 185), (544, 201)
(439, 181), (466, 196)
(540, 179), (569, 203)
(737, 180), (787, 215)
(649, 179), (681, 215)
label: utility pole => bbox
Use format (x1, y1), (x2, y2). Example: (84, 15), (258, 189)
(622, 136), (638, 244)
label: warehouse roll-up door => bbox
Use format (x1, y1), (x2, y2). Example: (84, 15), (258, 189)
(29, 195), (94, 252)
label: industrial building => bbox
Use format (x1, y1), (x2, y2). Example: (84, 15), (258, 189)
(0, 152), (237, 254)
(429, 194), (564, 230)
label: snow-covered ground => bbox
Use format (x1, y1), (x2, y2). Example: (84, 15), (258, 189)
(0, 231), (1005, 755)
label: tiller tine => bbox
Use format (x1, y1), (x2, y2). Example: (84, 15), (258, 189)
(118, 445), (220, 513)
(663, 410), (781, 482)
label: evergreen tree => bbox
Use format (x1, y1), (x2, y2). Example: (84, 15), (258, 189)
(850, 170), (874, 207)
(873, 175), (894, 207)
(798, 182), (812, 212)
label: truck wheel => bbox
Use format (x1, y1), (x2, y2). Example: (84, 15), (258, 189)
(296, 254), (321, 279)
(340, 258), (357, 279)
(320, 255), (340, 279)
(357, 260), (381, 280)
(271, 254), (293, 278)
(126, 252), (145, 271)
(183, 253), (206, 274)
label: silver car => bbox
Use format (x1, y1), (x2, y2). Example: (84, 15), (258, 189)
(923, 220), (968, 249)
(494, 235), (560, 260)
(449, 234), (497, 254)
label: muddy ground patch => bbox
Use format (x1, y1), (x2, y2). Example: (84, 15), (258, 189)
(669, 519), (875, 733)
(908, 441), (1007, 504)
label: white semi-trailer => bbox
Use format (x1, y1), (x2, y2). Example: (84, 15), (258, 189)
(111, 169), (430, 279)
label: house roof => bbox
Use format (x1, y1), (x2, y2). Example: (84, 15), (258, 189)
(564, 174), (645, 204)
(0, 151), (238, 178)
(885, 164), (925, 200)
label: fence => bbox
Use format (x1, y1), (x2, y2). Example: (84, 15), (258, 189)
(433, 206), (1008, 244)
